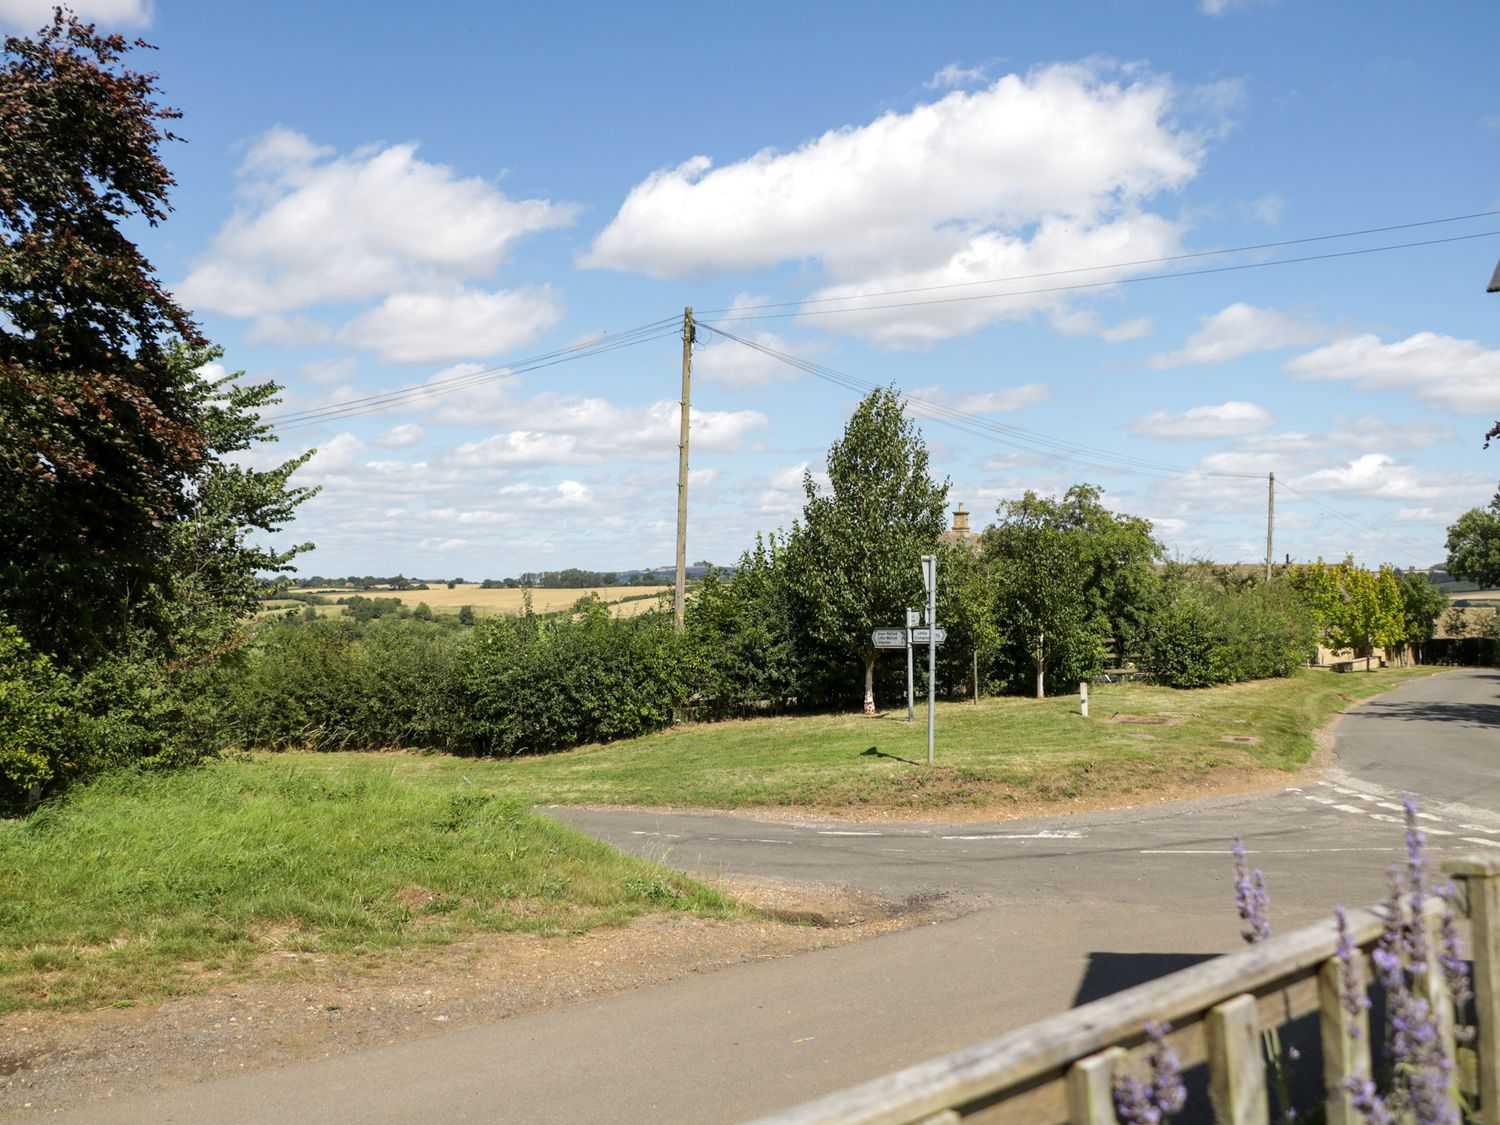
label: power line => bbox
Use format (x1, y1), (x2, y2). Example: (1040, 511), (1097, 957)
(705, 230), (1500, 323)
(268, 318), (682, 431)
(695, 320), (1262, 481)
(1276, 480), (1436, 567)
(697, 208), (1500, 315)
(698, 322), (1444, 566)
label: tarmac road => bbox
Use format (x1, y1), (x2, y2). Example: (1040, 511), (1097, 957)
(34, 668), (1500, 1123)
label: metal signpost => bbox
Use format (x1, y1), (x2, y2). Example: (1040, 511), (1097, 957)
(920, 554), (937, 766)
(905, 608), (920, 722)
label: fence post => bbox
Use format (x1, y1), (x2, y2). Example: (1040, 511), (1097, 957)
(1443, 855), (1500, 1125)
(1066, 1046), (1125, 1124)
(1208, 994), (1269, 1125)
(1318, 953), (1371, 1125)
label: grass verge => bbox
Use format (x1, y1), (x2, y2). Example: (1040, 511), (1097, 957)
(0, 761), (734, 1013)
(282, 666), (1448, 813)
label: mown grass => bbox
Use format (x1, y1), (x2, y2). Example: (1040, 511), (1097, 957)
(280, 666), (1448, 813)
(0, 761), (734, 1013)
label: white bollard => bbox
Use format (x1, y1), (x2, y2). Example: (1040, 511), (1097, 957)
(1080, 681), (1089, 718)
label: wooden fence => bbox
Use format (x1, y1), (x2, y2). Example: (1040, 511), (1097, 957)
(757, 854), (1500, 1125)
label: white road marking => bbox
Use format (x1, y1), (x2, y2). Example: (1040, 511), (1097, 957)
(1140, 847), (1401, 855)
(816, 830), (885, 836)
(631, 830), (683, 838)
(939, 830), (1085, 841)
(1463, 837), (1500, 849)
(1462, 825), (1500, 834)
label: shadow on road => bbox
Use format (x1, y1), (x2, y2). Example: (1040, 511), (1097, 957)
(1359, 698), (1500, 728)
(1071, 951), (1219, 1007)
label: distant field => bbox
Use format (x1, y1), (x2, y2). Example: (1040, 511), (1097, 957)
(1448, 589), (1500, 602)
(291, 583), (672, 618)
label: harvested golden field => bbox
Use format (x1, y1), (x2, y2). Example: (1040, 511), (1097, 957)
(302, 583), (671, 618)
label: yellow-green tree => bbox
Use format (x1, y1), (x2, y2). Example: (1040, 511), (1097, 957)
(1290, 558), (1406, 670)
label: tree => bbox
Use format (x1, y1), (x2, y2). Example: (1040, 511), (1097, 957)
(1290, 558), (1406, 671)
(782, 387), (948, 713)
(983, 492), (1096, 697)
(0, 15), (311, 666)
(1394, 571), (1448, 665)
(982, 485), (1160, 696)
(1445, 493), (1500, 589)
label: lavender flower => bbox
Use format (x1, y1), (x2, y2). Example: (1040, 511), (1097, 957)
(1113, 1021), (1186, 1125)
(1435, 881), (1474, 1045)
(1347, 1075), (1391, 1125)
(1335, 906), (1371, 1040)
(1231, 835), (1272, 944)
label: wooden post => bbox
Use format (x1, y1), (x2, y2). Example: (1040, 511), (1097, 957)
(1264, 472), (1274, 583)
(1066, 1046), (1125, 1124)
(1318, 954), (1371, 1125)
(673, 307), (693, 633)
(1080, 681), (1089, 718)
(1208, 994), (1269, 1125)
(972, 648), (979, 704)
(1035, 631), (1044, 700)
(1444, 855), (1500, 1125)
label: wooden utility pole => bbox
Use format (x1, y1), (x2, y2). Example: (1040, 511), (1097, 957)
(674, 308), (694, 633)
(1264, 472), (1275, 582)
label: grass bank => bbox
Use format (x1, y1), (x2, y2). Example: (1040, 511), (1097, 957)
(284, 666), (1447, 813)
(0, 762), (734, 1013)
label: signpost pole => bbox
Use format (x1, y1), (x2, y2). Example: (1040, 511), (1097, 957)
(905, 608), (918, 723)
(921, 554), (937, 766)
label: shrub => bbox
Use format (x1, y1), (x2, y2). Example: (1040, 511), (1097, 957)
(449, 598), (685, 755)
(1143, 578), (1314, 688)
(0, 621), (75, 810)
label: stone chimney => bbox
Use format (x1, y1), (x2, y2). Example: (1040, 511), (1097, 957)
(952, 503), (971, 537)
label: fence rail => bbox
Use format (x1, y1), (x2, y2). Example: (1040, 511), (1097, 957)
(756, 854), (1500, 1125)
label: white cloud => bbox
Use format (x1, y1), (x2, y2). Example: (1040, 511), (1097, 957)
(445, 398), (767, 467)
(246, 314), (335, 348)
(340, 285), (563, 364)
(1132, 401), (1274, 439)
(1397, 507), (1446, 523)
(1233, 417), (1453, 453)
(1198, 0), (1275, 14)
(375, 423), (425, 449)
(1292, 454), (1489, 502)
(1286, 332), (1500, 412)
(0, 0), (151, 27)
(179, 128), (576, 318)
(417, 538), (466, 552)
(1049, 309), (1154, 342)
(587, 63), (1200, 280)
(298, 357), (356, 386)
(749, 461), (825, 515)
(1151, 303), (1333, 367)
(926, 63), (987, 90)
(807, 215), (1184, 346)
(584, 62), (1214, 345)
(692, 297), (814, 387)
(910, 383), (1052, 415)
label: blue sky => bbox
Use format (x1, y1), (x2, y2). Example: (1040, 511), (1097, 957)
(7, 0), (1499, 577)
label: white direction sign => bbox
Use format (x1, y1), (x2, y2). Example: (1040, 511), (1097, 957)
(872, 628), (908, 649)
(910, 627), (947, 645)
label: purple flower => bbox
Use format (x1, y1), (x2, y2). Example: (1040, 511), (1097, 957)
(1113, 1021), (1186, 1125)
(1335, 906), (1371, 1040)
(1231, 835), (1272, 944)
(1436, 881), (1474, 1045)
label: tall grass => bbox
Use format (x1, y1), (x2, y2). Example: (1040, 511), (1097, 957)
(0, 761), (733, 1012)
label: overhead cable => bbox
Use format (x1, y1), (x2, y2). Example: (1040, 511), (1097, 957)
(697, 208), (1500, 315)
(268, 318), (682, 431)
(705, 230), (1500, 323)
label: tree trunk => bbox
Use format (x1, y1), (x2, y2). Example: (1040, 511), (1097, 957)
(863, 652), (876, 715)
(1035, 631), (1045, 700)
